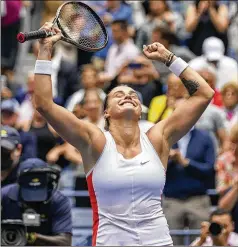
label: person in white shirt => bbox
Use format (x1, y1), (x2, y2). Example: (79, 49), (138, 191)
(99, 19), (140, 85)
(190, 209), (238, 246)
(189, 37), (238, 90)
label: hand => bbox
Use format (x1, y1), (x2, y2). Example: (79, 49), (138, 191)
(211, 226), (229, 246)
(233, 177), (238, 190)
(200, 221), (210, 242)
(169, 149), (189, 167)
(46, 149), (59, 164)
(143, 43), (174, 64)
(198, 1), (209, 15)
(38, 22), (62, 49)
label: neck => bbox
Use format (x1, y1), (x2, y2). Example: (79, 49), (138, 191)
(89, 114), (100, 124)
(109, 119), (140, 147)
(226, 105), (236, 111)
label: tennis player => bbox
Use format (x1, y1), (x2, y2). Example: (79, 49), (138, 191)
(33, 22), (214, 246)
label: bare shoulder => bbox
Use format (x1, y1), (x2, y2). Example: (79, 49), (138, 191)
(146, 120), (170, 168)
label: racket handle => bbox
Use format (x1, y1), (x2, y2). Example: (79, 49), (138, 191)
(17, 30), (54, 43)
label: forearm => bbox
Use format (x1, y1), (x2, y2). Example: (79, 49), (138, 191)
(34, 45), (54, 112)
(209, 7), (228, 33)
(178, 64), (214, 99)
(185, 13), (201, 33)
(219, 186), (238, 211)
(190, 237), (205, 246)
(33, 233), (71, 246)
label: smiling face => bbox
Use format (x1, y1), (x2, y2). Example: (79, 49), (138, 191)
(104, 86), (142, 125)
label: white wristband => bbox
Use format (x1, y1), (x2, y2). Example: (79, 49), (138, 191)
(169, 58), (188, 77)
(34, 60), (52, 75)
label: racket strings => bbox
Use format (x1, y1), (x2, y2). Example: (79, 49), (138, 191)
(58, 2), (107, 49)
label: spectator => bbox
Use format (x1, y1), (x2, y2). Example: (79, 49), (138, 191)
(148, 73), (189, 123)
(15, 71), (35, 126)
(66, 64), (106, 112)
(163, 97), (216, 245)
(99, 20), (140, 86)
(1, 99), (37, 162)
(189, 37), (238, 90)
(1, 158), (72, 246)
(216, 123), (238, 194)
(23, 110), (58, 161)
(190, 209), (238, 246)
(82, 89), (105, 130)
(195, 70), (228, 154)
(220, 82), (238, 132)
(185, 0), (229, 56)
(1, 0), (22, 80)
(94, 0), (134, 60)
(33, 41), (79, 106)
(216, 124), (238, 233)
(136, 0), (184, 50)
(151, 23), (196, 85)
(195, 66), (223, 108)
(117, 54), (159, 107)
(1, 126), (22, 187)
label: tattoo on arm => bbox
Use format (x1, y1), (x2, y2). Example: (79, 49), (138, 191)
(181, 78), (200, 96)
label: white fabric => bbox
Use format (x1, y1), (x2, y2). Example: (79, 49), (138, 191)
(169, 58), (188, 77)
(87, 131), (173, 246)
(105, 39), (140, 78)
(1, 1), (6, 17)
(34, 60), (52, 75)
(202, 37), (225, 61)
(18, 95), (34, 123)
(189, 56), (238, 90)
(177, 127), (193, 157)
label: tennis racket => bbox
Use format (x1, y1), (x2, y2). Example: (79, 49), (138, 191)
(17, 1), (108, 52)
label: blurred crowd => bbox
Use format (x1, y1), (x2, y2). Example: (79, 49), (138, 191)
(1, 0), (238, 246)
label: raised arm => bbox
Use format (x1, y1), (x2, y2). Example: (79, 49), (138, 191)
(33, 23), (105, 171)
(143, 43), (214, 148)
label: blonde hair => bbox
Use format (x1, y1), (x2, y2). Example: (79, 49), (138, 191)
(221, 81), (238, 96)
(230, 124), (238, 143)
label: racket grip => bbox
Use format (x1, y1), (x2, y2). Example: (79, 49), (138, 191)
(17, 30), (53, 43)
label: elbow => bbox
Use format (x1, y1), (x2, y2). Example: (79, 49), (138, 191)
(35, 98), (53, 114)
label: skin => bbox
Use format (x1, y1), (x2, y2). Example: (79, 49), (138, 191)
(34, 22), (214, 175)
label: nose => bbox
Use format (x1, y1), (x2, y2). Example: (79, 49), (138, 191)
(124, 94), (132, 100)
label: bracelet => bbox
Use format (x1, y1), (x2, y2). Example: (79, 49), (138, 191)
(169, 57), (189, 77)
(34, 60), (52, 75)
(166, 52), (175, 67)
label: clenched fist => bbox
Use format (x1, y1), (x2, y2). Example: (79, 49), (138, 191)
(143, 42), (176, 65)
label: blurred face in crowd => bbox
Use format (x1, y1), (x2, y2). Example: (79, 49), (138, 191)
(129, 56), (156, 84)
(198, 69), (216, 90)
(222, 85), (238, 109)
(106, 0), (121, 10)
(111, 23), (128, 44)
(81, 66), (98, 89)
(1, 144), (22, 171)
(149, 1), (169, 16)
(83, 89), (103, 122)
(1, 110), (18, 127)
(211, 213), (234, 236)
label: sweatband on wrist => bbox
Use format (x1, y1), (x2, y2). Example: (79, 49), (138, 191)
(169, 58), (189, 77)
(34, 60), (52, 75)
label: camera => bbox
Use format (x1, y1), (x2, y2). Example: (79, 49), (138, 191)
(1, 220), (27, 246)
(1, 209), (41, 246)
(209, 222), (223, 236)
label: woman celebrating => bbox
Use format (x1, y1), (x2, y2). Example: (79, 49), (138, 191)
(33, 22), (214, 246)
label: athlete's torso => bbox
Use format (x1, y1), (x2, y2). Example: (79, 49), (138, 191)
(86, 131), (173, 246)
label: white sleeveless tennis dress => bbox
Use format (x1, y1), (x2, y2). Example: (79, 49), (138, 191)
(86, 131), (173, 246)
